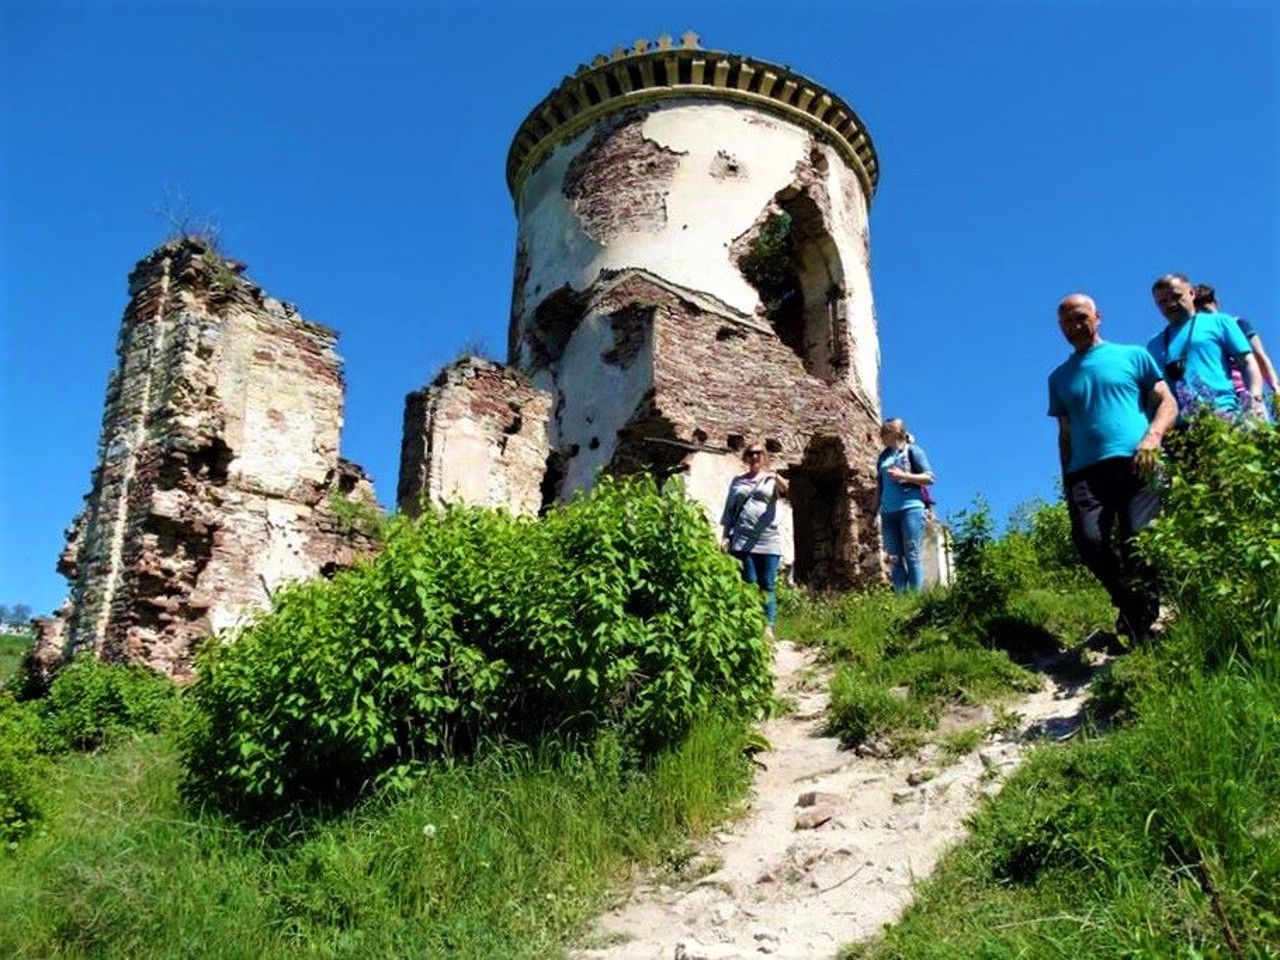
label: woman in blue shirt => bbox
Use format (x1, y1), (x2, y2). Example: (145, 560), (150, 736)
(873, 419), (934, 593)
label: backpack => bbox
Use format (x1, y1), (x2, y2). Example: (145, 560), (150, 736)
(907, 445), (936, 509)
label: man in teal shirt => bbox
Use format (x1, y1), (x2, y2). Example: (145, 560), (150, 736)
(1147, 273), (1262, 421)
(1048, 293), (1177, 643)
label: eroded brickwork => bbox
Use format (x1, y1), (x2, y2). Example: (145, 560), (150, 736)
(397, 39), (951, 590)
(398, 357), (552, 516)
(563, 113), (683, 243)
(37, 239), (378, 680)
(604, 271), (883, 587)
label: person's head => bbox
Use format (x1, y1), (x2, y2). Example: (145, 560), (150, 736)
(1193, 282), (1219, 312)
(742, 442), (768, 471)
(1152, 273), (1197, 323)
(1056, 293), (1101, 352)
(880, 418), (909, 447)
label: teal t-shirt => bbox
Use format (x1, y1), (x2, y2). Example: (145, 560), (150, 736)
(1145, 311), (1252, 416)
(1047, 341), (1161, 474)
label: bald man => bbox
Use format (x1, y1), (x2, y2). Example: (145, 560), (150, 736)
(1048, 293), (1178, 644)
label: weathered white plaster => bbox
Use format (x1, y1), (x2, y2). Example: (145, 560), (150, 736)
(822, 144), (879, 403)
(218, 306), (340, 496)
(554, 311), (655, 497)
(515, 100), (877, 403)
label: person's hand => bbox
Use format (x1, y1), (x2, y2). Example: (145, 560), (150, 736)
(886, 466), (909, 482)
(1133, 435), (1162, 480)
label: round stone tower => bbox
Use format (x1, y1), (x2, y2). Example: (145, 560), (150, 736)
(505, 34), (885, 587)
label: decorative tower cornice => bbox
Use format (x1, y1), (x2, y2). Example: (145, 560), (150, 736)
(506, 32), (879, 203)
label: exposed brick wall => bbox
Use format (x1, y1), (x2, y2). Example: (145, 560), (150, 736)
(563, 113), (684, 243)
(398, 357), (552, 517)
(600, 271), (883, 587)
(37, 239), (378, 680)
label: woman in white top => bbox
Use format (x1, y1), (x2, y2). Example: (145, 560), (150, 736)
(720, 442), (789, 632)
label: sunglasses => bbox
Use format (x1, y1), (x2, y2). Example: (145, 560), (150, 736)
(745, 450), (765, 457)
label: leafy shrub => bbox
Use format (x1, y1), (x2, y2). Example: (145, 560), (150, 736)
(0, 692), (46, 845)
(181, 477), (773, 817)
(1139, 414), (1280, 662)
(38, 655), (182, 753)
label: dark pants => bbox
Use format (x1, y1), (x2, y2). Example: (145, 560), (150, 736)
(1064, 457), (1161, 638)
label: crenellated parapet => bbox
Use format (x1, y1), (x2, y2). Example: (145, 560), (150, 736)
(506, 32), (879, 203)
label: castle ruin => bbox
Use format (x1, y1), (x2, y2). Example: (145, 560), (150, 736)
(34, 239), (377, 679)
(400, 34), (911, 589)
(40, 35), (951, 679)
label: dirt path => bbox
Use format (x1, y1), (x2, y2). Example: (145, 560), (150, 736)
(575, 640), (1098, 960)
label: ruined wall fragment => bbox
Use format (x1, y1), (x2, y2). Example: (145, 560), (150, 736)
(38, 238), (378, 679)
(398, 357), (552, 516)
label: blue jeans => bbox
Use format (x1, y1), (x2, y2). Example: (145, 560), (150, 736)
(881, 508), (926, 593)
(732, 552), (781, 624)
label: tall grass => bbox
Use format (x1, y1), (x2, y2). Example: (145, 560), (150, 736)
(842, 649), (1280, 958)
(0, 631), (31, 686)
(844, 417), (1280, 958)
(0, 716), (753, 958)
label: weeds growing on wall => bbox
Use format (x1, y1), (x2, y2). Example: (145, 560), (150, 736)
(181, 476), (773, 818)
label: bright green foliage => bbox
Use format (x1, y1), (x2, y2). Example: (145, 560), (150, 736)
(0, 692), (46, 845)
(0, 715), (754, 958)
(181, 476), (772, 816)
(37, 655), (181, 753)
(847, 669), (1280, 958)
(781, 590), (1039, 751)
(737, 212), (795, 306)
(1140, 415), (1280, 661)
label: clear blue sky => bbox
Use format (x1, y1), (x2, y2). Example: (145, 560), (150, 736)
(2, 0), (1277, 615)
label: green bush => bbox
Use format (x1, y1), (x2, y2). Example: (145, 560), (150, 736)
(181, 477), (773, 817)
(1140, 414), (1280, 663)
(0, 692), (46, 845)
(38, 655), (182, 753)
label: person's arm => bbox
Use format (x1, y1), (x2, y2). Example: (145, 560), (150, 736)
(887, 446), (934, 486)
(768, 472), (789, 498)
(1248, 333), (1279, 390)
(1135, 381), (1177, 476)
(1238, 352), (1265, 414)
(719, 483), (736, 544)
(1056, 416), (1072, 476)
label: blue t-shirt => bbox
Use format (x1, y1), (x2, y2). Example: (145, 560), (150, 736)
(1047, 341), (1161, 474)
(1145, 311), (1252, 416)
(877, 444), (932, 514)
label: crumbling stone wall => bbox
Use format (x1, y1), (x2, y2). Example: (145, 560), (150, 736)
(398, 357), (551, 516)
(36, 239), (378, 680)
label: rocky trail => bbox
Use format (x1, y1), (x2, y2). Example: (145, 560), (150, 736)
(575, 639), (1103, 960)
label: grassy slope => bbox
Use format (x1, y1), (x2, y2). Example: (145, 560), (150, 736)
(0, 585), (1057, 959)
(0, 718), (754, 959)
(843, 646), (1280, 959)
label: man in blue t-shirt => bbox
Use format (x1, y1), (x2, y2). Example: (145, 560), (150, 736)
(1147, 273), (1262, 421)
(1048, 293), (1177, 643)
